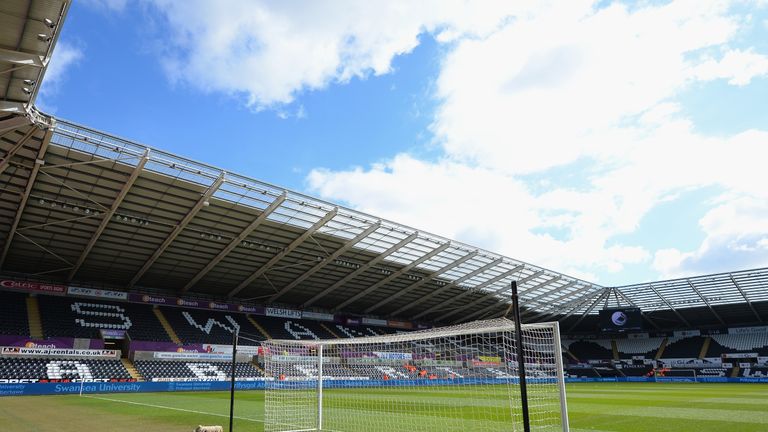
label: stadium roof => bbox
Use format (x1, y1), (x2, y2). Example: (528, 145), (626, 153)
(0, 0), (765, 330)
(0, 0), (68, 116)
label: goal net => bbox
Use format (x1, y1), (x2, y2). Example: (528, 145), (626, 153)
(261, 318), (568, 432)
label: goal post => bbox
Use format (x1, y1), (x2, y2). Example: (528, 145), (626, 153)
(262, 318), (569, 432)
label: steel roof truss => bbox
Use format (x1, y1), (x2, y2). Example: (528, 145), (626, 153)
(686, 279), (726, 325)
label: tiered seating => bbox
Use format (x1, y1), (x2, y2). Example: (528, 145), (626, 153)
(709, 333), (768, 356)
(615, 337), (664, 359)
(334, 324), (388, 338)
(565, 339), (613, 360)
(134, 360), (263, 381)
(566, 366), (600, 378)
(254, 316), (337, 340)
(161, 308), (264, 345)
(0, 358), (132, 382)
(620, 365), (654, 376)
(661, 336), (706, 358)
(0, 291), (29, 336)
(739, 367), (768, 378)
(38, 296), (170, 341)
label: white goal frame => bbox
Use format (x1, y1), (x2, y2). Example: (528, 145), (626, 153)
(261, 318), (569, 432)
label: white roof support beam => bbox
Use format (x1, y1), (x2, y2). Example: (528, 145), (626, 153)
(391, 257), (504, 317)
(566, 289), (612, 332)
(269, 222), (381, 303)
(0, 116), (31, 135)
(227, 206), (337, 298)
(0, 128), (50, 270)
(181, 192), (288, 294)
(128, 173), (225, 288)
(449, 269), (546, 322)
(0, 47), (46, 68)
(334, 242), (451, 311)
(0, 126), (36, 176)
(302, 232), (419, 308)
(363, 251), (478, 314)
(686, 279), (726, 325)
(67, 150), (149, 282)
(430, 265), (525, 322)
(648, 284), (691, 327)
(613, 287), (661, 330)
(520, 280), (578, 317)
(729, 274), (762, 322)
(526, 285), (601, 322)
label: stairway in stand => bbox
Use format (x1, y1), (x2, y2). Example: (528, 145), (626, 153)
(153, 307), (182, 344)
(121, 358), (144, 381)
(26, 296), (44, 338)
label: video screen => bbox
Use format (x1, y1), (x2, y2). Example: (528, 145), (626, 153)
(599, 308), (642, 331)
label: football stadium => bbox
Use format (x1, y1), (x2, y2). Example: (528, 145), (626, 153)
(1, 1), (767, 431)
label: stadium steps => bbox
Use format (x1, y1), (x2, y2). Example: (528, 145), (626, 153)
(320, 323), (341, 338)
(246, 315), (272, 339)
(152, 307), (182, 344)
(699, 337), (711, 359)
(731, 365), (740, 378)
(121, 358), (144, 381)
(611, 339), (619, 361)
(655, 338), (668, 360)
(26, 296), (44, 338)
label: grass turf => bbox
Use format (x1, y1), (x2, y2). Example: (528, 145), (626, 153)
(0, 383), (766, 431)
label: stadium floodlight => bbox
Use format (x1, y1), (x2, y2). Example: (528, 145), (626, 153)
(261, 317), (569, 432)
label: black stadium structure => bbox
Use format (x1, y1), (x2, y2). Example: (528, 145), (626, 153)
(1, 0), (767, 335)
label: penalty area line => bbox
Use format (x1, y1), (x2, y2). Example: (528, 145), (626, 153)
(81, 395), (264, 423)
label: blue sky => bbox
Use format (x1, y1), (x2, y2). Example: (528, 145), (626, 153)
(40, 0), (768, 286)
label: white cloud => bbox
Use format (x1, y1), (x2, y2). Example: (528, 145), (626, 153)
(653, 197), (768, 278)
(306, 1), (768, 283)
(145, 0), (533, 108)
(38, 41), (83, 106)
(80, 0), (128, 12)
(693, 49), (768, 85)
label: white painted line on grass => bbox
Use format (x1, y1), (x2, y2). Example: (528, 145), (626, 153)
(82, 395), (264, 423)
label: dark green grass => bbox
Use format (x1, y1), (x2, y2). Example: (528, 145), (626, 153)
(0, 383), (766, 431)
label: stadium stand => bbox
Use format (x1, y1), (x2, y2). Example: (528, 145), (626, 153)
(254, 316), (337, 340)
(708, 333), (768, 356)
(739, 366), (768, 378)
(0, 358), (133, 382)
(134, 360), (263, 381)
(37, 296), (171, 341)
(614, 337), (664, 359)
(0, 291), (29, 336)
(659, 336), (706, 358)
(161, 307), (263, 345)
(564, 339), (613, 360)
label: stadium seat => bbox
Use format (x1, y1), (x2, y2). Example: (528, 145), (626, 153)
(0, 291), (30, 336)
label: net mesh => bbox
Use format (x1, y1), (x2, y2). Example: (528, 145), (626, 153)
(261, 318), (567, 432)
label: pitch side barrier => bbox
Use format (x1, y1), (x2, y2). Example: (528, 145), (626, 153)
(3, 376), (767, 396)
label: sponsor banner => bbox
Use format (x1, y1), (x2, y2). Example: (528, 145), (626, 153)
(722, 353), (757, 359)
(416, 323), (431, 330)
(1, 347), (118, 358)
(345, 318), (361, 326)
(99, 329), (126, 339)
(729, 326), (768, 335)
(627, 333), (649, 339)
(673, 330), (700, 337)
(237, 304), (265, 314)
(67, 286), (127, 301)
(129, 293), (174, 305)
(471, 361), (502, 367)
(202, 344), (260, 356)
(387, 320), (413, 329)
(129, 341), (204, 354)
(0, 380), (267, 396)
(478, 356), (501, 364)
(270, 355), (339, 363)
(266, 307), (302, 319)
(153, 352), (231, 361)
(372, 352), (412, 360)
(362, 318), (387, 326)
(302, 311), (335, 322)
(346, 357), (401, 365)
(0, 280), (66, 295)
(420, 359), (463, 367)
(0, 336), (75, 348)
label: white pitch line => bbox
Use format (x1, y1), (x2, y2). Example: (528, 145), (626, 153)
(82, 395), (264, 423)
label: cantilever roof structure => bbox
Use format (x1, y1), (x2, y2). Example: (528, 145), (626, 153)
(0, 0), (765, 330)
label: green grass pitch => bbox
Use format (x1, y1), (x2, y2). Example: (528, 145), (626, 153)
(0, 383), (766, 431)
